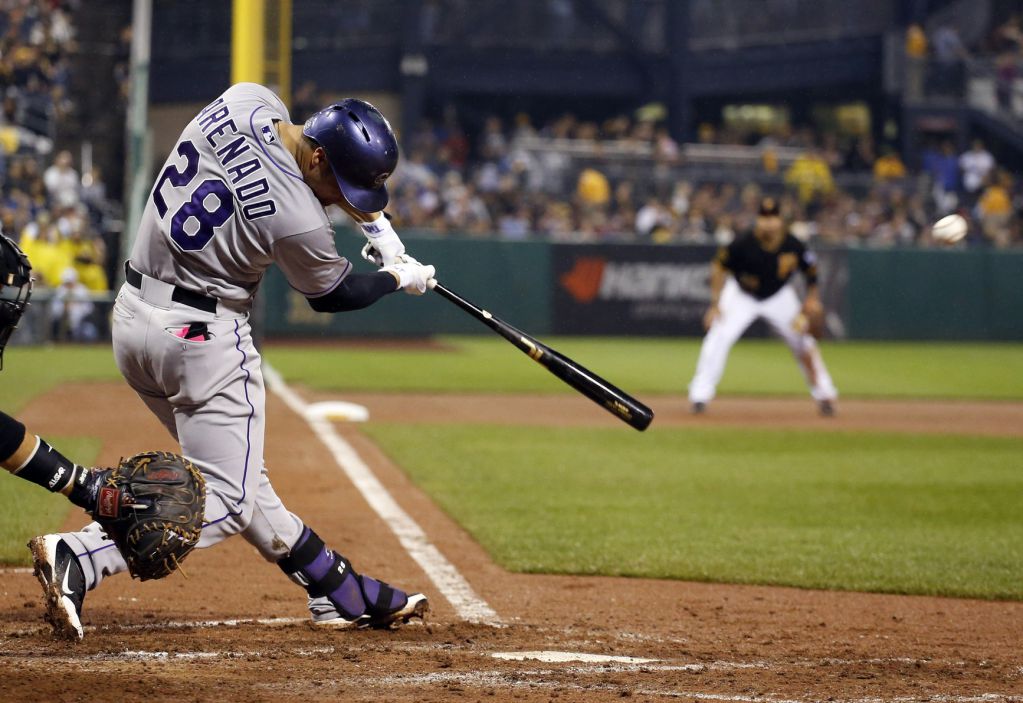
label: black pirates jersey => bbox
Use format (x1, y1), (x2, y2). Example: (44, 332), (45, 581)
(716, 232), (818, 300)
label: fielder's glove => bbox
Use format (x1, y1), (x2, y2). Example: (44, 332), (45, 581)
(92, 452), (205, 581)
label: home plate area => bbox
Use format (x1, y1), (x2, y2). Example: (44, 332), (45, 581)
(2, 616), (1021, 702)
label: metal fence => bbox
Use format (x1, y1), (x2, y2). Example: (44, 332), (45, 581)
(8, 290), (116, 347)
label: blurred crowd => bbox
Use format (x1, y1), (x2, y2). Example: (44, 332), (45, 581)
(0, 0), (111, 342)
(381, 109), (1020, 249)
(0, 0), (75, 138)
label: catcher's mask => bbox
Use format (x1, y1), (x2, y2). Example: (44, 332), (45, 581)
(0, 233), (33, 370)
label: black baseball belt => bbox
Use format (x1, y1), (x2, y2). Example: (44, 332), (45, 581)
(124, 261), (219, 314)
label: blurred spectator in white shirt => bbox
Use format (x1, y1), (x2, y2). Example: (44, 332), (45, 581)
(50, 267), (97, 342)
(959, 140), (995, 203)
(43, 150), (79, 208)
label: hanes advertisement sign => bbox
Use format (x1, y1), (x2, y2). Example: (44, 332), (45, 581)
(552, 244), (718, 335)
(552, 244), (847, 338)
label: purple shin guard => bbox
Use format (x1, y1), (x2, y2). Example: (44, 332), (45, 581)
(359, 574), (408, 617)
(277, 527), (408, 621)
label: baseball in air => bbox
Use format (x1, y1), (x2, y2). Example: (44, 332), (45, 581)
(932, 214), (968, 243)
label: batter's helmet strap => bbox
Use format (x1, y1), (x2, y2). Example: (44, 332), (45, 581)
(0, 233), (33, 369)
(302, 98), (399, 213)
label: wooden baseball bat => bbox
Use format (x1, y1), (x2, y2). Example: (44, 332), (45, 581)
(427, 279), (654, 431)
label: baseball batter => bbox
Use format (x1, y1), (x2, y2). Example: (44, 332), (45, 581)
(32, 83), (435, 639)
(688, 198), (837, 415)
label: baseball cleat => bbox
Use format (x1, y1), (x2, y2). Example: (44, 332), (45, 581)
(28, 535), (86, 642)
(310, 592), (429, 630)
(818, 399), (836, 417)
(366, 592), (429, 629)
(690, 402), (707, 415)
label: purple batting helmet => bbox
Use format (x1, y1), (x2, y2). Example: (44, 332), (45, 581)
(302, 98), (398, 212)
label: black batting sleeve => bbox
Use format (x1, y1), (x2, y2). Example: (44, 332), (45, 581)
(307, 271), (400, 313)
(0, 410), (27, 464)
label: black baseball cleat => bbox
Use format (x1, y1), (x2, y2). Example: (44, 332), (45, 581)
(690, 402), (707, 415)
(818, 399), (836, 417)
(28, 535), (86, 642)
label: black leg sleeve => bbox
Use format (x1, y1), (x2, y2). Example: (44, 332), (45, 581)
(0, 410), (27, 464)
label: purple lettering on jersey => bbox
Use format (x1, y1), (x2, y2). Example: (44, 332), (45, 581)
(226, 157), (261, 184)
(216, 135), (251, 166)
(197, 105), (230, 132)
(153, 141), (200, 218)
(242, 200), (277, 221)
(198, 97), (225, 116)
(236, 178), (269, 201)
(205, 119), (239, 149)
(170, 179), (235, 252)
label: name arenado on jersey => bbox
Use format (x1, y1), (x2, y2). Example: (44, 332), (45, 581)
(196, 97), (277, 221)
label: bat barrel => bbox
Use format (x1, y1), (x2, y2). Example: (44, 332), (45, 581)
(430, 281), (654, 431)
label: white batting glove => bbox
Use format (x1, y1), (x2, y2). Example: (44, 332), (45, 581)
(361, 242), (421, 268)
(382, 261), (436, 296)
(359, 215), (405, 266)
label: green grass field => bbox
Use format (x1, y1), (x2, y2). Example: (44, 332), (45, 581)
(0, 346), (116, 563)
(363, 424), (1023, 599)
(2, 340), (1022, 597)
(0, 345), (120, 413)
(0, 437), (100, 565)
(268, 337), (1023, 399)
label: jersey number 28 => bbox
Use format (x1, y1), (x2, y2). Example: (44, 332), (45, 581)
(153, 141), (234, 251)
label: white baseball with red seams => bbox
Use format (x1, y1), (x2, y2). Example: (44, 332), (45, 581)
(932, 214), (968, 243)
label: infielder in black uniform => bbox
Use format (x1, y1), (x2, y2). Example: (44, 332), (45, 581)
(688, 198), (838, 415)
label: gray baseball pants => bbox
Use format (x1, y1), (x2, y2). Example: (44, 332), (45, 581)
(59, 280), (304, 590)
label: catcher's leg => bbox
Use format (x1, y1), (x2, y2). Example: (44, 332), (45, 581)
(688, 280), (758, 405)
(55, 521), (128, 591)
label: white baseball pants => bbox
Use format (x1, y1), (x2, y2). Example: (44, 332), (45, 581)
(688, 279), (837, 404)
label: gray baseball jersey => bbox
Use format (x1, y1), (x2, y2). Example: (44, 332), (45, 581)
(62, 84), (339, 591)
(130, 82), (351, 307)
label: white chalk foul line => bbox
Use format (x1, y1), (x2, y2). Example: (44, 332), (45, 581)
(493, 650), (658, 664)
(264, 363), (500, 626)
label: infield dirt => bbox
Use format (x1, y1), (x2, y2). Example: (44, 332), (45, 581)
(2, 382), (1020, 702)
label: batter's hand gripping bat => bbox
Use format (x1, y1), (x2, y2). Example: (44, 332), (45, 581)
(427, 279), (654, 431)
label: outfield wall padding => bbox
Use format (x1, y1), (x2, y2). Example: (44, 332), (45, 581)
(262, 234), (552, 337)
(846, 249), (1023, 340)
(261, 233), (1023, 341)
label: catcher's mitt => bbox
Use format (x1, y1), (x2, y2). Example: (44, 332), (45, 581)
(93, 452), (205, 581)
